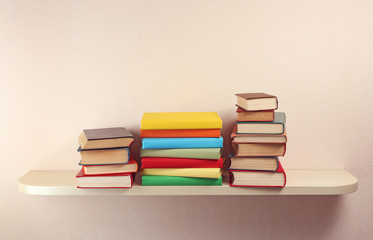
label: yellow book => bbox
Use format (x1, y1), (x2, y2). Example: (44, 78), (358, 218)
(141, 112), (223, 130)
(142, 168), (222, 179)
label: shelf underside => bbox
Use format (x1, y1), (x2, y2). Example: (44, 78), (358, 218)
(18, 169), (358, 196)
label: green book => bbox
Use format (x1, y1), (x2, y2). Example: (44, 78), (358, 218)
(142, 175), (223, 186)
(140, 148), (222, 160)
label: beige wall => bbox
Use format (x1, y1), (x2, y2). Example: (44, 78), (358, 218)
(1, 0), (372, 239)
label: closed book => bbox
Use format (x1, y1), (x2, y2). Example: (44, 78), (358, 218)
(76, 170), (134, 188)
(142, 168), (222, 179)
(78, 147), (130, 165)
(141, 112), (222, 130)
(140, 129), (221, 138)
(141, 157), (224, 168)
(231, 125), (287, 143)
(236, 112), (286, 134)
(235, 93), (278, 111)
(141, 137), (223, 149)
(82, 156), (138, 175)
(142, 175), (223, 186)
(140, 148), (222, 160)
(78, 127), (134, 150)
(230, 161), (286, 187)
(232, 143), (286, 157)
(229, 157), (279, 171)
(236, 108), (275, 122)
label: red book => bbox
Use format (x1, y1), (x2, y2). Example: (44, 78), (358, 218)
(76, 169), (134, 189)
(141, 157), (224, 168)
(230, 161), (286, 188)
(82, 156), (138, 175)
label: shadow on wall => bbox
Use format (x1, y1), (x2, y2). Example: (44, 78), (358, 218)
(129, 195), (344, 239)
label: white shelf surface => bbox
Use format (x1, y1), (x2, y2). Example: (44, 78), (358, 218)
(18, 169), (358, 196)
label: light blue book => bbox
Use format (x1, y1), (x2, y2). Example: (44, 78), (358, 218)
(142, 137), (223, 149)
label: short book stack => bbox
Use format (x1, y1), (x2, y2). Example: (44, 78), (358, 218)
(76, 127), (137, 189)
(140, 112), (224, 186)
(229, 93), (287, 188)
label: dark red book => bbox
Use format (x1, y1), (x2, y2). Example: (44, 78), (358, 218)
(76, 169), (134, 188)
(230, 161), (286, 188)
(141, 157), (224, 168)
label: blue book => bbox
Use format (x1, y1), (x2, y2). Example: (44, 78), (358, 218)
(142, 137), (223, 149)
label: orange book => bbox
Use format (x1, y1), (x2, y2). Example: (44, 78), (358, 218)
(140, 129), (221, 138)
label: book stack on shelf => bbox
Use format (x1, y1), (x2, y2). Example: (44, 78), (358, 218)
(140, 112), (224, 186)
(229, 93), (287, 188)
(75, 127), (137, 189)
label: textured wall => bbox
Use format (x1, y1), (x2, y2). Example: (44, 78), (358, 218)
(1, 1), (372, 239)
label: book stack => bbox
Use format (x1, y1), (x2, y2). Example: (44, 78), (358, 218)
(229, 93), (287, 188)
(140, 112), (224, 186)
(75, 127), (137, 189)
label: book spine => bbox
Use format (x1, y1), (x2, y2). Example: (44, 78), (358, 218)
(141, 120), (222, 130)
(140, 129), (221, 138)
(141, 137), (223, 149)
(140, 148), (222, 160)
(142, 168), (222, 178)
(141, 175), (222, 186)
(141, 157), (224, 168)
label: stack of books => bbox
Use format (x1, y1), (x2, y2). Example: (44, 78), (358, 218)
(229, 93), (287, 188)
(75, 127), (137, 189)
(140, 112), (224, 186)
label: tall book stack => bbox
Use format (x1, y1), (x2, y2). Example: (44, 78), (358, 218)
(75, 127), (138, 189)
(140, 112), (224, 186)
(229, 93), (287, 188)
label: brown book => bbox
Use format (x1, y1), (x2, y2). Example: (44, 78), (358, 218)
(232, 142), (286, 157)
(235, 93), (278, 111)
(78, 147), (130, 165)
(78, 127), (134, 149)
(236, 108), (275, 122)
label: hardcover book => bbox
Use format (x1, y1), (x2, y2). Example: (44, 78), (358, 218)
(229, 157), (279, 171)
(142, 175), (223, 186)
(76, 170), (134, 188)
(141, 137), (223, 149)
(236, 108), (275, 122)
(141, 112), (222, 130)
(141, 157), (224, 168)
(236, 112), (286, 134)
(140, 129), (221, 138)
(78, 147), (130, 165)
(79, 127), (134, 149)
(232, 143), (286, 157)
(82, 156), (138, 175)
(235, 93), (278, 111)
(231, 125), (287, 143)
(230, 161), (286, 187)
(142, 168), (222, 179)
(140, 148), (222, 160)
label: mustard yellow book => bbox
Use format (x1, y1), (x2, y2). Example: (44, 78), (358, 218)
(141, 112), (222, 130)
(142, 168), (222, 179)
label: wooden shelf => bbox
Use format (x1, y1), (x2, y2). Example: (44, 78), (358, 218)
(18, 169), (358, 196)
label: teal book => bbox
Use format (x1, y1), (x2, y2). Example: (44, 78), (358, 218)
(141, 175), (223, 186)
(142, 137), (223, 149)
(140, 148), (222, 160)
(236, 112), (286, 134)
